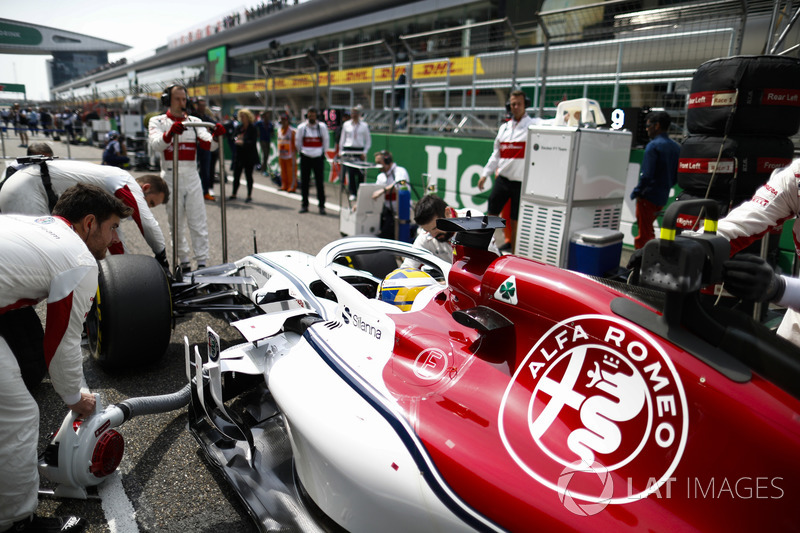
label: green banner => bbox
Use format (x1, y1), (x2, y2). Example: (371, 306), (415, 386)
(265, 130), (494, 210)
(0, 82), (26, 94)
(207, 46), (227, 84)
(0, 22), (42, 46)
(366, 133), (494, 211)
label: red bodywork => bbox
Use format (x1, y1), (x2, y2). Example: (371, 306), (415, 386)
(383, 244), (800, 532)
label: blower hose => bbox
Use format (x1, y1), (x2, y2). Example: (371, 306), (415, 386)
(115, 383), (192, 422)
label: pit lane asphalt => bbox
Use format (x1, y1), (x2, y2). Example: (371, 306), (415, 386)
(2, 138), (344, 533)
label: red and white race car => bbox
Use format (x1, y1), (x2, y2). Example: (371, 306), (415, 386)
(74, 201), (800, 531)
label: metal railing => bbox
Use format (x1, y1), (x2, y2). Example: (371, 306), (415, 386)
(47, 0), (790, 141)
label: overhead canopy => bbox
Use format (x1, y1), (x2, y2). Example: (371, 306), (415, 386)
(0, 18), (129, 55)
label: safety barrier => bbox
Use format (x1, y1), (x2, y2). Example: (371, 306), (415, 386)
(0, 124), (108, 162)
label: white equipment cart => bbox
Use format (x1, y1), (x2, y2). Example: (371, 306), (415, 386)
(515, 99), (632, 269)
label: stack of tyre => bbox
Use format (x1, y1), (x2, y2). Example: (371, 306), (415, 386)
(677, 55), (800, 220)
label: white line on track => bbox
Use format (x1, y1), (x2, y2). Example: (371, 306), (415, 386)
(99, 472), (139, 533)
(234, 178), (343, 213)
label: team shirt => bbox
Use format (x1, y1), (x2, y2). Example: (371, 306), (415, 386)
(295, 120), (329, 158)
(482, 114), (534, 182)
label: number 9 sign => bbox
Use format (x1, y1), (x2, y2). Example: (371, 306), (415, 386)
(611, 108), (625, 130)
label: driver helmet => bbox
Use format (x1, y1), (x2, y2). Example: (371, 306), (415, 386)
(107, 130), (119, 141)
(378, 267), (437, 311)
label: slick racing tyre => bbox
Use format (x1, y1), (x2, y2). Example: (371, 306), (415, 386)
(677, 134), (793, 206)
(87, 254), (172, 370)
(686, 55), (800, 136)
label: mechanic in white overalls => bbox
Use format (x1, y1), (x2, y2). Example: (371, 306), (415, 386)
(0, 159), (170, 268)
(713, 158), (800, 347)
(0, 184), (131, 533)
(148, 84), (225, 270)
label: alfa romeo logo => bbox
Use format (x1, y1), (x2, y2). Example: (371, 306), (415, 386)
(498, 315), (688, 506)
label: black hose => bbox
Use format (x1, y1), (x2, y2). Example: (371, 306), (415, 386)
(116, 383), (192, 422)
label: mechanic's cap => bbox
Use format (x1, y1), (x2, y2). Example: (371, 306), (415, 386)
(378, 267), (437, 311)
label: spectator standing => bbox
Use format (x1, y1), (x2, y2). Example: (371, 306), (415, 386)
(296, 108), (330, 214)
(333, 110), (349, 158)
(230, 108), (259, 203)
(338, 104), (371, 201)
(61, 108), (76, 144)
(371, 150), (409, 238)
(255, 110), (274, 176)
(0, 184), (131, 533)
(224, 114), (239, 172)
(478, 89), (534, 253)
(331, 109), (350, 183)
(39, 108), (52, 138)
(148, 84), (225, 270)
(192, 97), (217, 201)
(12, 103), (28, 147)
(395, 72), (407, 110)
(629, 110), (680, 249)
(26, 108), (38, 137)
(277, 114), (297, 192)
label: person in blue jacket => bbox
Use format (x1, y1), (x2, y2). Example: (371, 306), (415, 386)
(630, 110), (681, 249)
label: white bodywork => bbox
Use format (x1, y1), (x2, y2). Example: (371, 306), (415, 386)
(195, 239), (501, 532)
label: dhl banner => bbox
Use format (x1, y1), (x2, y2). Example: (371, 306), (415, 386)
(185, 57), (484, 95)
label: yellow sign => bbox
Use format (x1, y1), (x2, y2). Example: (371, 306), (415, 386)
(262, 56), (484, 91)
(143, 56), (485, 98)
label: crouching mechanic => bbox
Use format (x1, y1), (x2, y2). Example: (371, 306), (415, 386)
(149, 84), (225, 270)
(402, 194), (500, 269)
(0, 159), (170, 269)
(0, 183), (132, 533)
(101, 130), (129, 168)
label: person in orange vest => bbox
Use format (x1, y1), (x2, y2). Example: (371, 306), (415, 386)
(277, 114), (297, 192)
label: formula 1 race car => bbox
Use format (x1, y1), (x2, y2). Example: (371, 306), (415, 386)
(81, 200), (799, 532)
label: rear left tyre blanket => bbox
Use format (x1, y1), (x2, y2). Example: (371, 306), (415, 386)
(87, 254), (172, 370)
(677, 134), (794, 204)
(686, 55), (800, 136)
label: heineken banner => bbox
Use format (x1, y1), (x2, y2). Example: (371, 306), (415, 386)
(270, 132), (495, 211)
